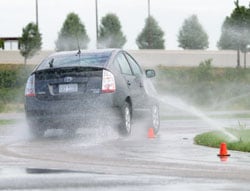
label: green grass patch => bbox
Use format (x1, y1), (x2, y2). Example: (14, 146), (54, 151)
(194, 129), (250, 152)
(0, 119), (17, 125)
(0, 64), (33, 113)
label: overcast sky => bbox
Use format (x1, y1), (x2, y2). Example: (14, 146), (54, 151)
(1, 0), (250, 50)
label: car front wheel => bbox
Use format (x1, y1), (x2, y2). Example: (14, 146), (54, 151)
(151, 105), (160, 134)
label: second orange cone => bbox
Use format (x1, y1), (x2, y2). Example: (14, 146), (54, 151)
(217, 142), (230, 157)
(148, 128), (155, 138)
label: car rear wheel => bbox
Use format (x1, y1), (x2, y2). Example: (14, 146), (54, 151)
(31, 128), (45, 138)
(151, 105), (160, 134)
(27, 119), (45, 138)
(119, 102), (132, 136)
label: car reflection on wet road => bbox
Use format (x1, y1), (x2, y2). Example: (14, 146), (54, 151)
(0, 113), (250, 190)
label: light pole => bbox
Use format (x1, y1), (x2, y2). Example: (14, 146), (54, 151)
(36, 0), (39, 27)
(95, 0), (99, 48)
(148, 0), (151, 18)
(147, 0), (151, 48)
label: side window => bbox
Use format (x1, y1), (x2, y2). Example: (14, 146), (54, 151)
(114, 53), (132, 75)
(125, 53), (143, 76)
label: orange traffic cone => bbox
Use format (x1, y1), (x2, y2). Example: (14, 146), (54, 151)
(217, 142), (230, 157)
(148, 128), (155, 138)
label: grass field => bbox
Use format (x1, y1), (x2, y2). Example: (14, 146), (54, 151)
(155, 61), (250, 110)
(0, 119), (16, 125)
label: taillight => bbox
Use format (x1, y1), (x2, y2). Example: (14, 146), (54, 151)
(25, 74), (36, 97)
(102, 70), (116, 93)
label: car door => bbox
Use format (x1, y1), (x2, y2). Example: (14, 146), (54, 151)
(113, 52), (142, 109)
(124, 52), (148, 110)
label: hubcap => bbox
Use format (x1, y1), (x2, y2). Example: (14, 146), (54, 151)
(152, 106), (160, 131)
(124, 106), (131, 133)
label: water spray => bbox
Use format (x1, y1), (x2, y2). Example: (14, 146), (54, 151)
(144, 78), (239, 142)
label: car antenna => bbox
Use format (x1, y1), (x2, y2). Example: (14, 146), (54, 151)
(49, 58), (54, 68)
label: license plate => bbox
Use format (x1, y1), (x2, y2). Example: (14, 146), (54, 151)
(59, 84), (78, 93)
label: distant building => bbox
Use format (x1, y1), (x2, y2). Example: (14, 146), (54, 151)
(0, 37), (20, 50)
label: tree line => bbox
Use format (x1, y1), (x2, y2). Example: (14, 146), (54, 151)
(19, 0), (250, 67)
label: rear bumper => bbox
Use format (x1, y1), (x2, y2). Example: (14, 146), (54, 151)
(25, 94), (121, 129)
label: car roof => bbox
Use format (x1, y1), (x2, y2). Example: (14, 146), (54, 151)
(47, 49), (122, 58)
(35, 49), (124, 71)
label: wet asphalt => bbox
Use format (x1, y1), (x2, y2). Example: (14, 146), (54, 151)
(0, 113), (250, 190)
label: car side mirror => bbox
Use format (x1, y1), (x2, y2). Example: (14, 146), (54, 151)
(145, 69), (156, 78)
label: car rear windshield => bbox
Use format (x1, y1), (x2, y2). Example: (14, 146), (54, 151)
(37, 51), (112, 70)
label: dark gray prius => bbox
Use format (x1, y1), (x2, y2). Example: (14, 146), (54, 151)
(25, 49), (160, 137)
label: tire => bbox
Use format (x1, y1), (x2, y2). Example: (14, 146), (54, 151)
(119, 102), (132, 136)
(27, 119), (45, 138)
(151, 105), (160, 134)
(64, 127), (77, 137)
